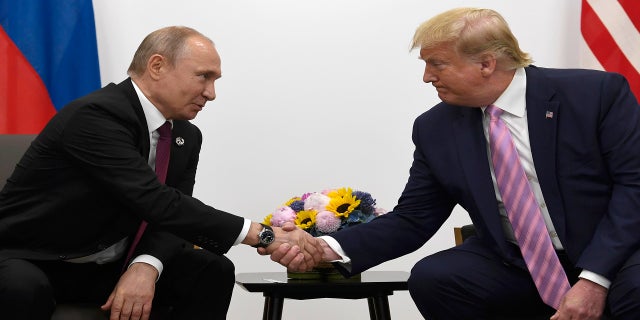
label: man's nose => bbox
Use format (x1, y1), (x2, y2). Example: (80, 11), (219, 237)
(203, 81), (216, 101)
(423, 66), (436, 83)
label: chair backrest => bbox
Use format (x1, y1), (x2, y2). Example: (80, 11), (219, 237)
(453, 224), (477, 245)
(0, 134), (37, 189)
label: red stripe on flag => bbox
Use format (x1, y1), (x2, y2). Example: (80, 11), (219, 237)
(619, 0), (640, 32)
(0, 26), (56, 134)
(581, 0), (640, 100)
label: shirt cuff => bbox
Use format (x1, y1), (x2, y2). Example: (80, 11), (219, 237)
(319, 236), (351, 264)
(233, 218), (252, 246)
(579, 270), (611, 289)
(129, 255), (163, 281)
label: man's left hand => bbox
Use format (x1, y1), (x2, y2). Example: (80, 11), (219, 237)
(551, 279), (607, 320)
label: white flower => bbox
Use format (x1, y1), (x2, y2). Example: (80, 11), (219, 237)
(303, 192), (330, 212)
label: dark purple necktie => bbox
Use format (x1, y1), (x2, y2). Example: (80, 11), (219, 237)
(486, 105), (570, 309)
(123, 121), (172, 269)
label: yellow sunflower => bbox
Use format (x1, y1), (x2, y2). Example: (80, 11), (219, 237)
(262, 213), (273, 226)
(326, 187), (361, 218)
(327, 187), (352, 199)
(295, 210), (317, 230)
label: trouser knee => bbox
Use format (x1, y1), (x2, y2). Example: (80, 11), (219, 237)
(408, 258), (447, 318)
(609, 268), (640, 320)
(0, 259), (56, 319)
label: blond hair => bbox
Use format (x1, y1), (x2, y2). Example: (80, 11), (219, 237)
(127, 26), (214, 77)
(411, 8), (532, 69)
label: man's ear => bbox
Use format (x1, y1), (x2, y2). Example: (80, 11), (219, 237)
(147, 54), (166, 80)
(479, 53), (497, 77)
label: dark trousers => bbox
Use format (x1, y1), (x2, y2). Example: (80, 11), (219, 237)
(0, 248), (235, 320)
(407, 237), (640, 320)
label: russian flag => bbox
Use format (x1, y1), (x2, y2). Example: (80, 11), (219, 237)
(0, 0), (101, 134)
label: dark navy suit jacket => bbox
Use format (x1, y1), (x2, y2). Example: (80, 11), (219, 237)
(0, 79), (245, 264)
(333, 66), (640, 281)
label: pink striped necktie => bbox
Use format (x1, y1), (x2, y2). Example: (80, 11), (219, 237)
(123, 121), (172, 269)
(486, 105), (571, 309)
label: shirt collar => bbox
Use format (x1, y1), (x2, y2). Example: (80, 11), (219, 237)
(490, 67), (527, 117)
(131, 80), (173, 133)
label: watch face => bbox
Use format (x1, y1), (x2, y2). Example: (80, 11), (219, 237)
(260, 229), (275, 245)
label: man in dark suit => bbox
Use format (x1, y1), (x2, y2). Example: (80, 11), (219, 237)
(0, 26), (321, 320)
(271, 7), (640, 320)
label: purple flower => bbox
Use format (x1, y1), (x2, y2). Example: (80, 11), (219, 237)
(289, 200), (305, 212)
(353, 191), (376, 215)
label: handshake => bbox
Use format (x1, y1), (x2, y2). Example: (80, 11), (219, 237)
(251, 221), (341, 272)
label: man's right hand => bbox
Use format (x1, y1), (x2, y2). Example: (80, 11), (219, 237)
(262, 222), (341, 271)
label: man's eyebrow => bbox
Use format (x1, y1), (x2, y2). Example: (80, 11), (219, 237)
(202, 70), (222, 78)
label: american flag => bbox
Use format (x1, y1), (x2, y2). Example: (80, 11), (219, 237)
(580, 0), (640, 100)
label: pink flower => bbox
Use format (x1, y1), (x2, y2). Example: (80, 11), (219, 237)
(374, 207), (387, 216)
(303, 193), (330, 212)
(315, 211), (341, 233)
(270, 206), (297, 227)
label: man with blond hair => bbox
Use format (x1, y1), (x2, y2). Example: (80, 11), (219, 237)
(273, 8), (640, 320)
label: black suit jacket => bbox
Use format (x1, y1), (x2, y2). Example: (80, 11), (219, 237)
(333, 66), (640, 281)
(0, 79), (244, 263)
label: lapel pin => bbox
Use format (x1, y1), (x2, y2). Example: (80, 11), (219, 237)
(545, 111), (554, 119)
(175, 137), (185, 147)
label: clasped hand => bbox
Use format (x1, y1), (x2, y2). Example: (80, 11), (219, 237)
(257, 222), (324, 272)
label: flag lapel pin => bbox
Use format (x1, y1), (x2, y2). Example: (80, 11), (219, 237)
(545, 111), (554, 119)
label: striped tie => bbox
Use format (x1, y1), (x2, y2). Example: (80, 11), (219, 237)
(486, 105), (571, 309)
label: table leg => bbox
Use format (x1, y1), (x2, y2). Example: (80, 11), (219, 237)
(368, 295), (391, 320)
(263, 294), (284, 320)
(367, 297), (376, 320)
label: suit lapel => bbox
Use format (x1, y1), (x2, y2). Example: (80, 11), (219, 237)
(525, 67), (567, 245)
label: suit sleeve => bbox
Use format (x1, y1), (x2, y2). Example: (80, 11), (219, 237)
(574, 74), (640, 279)
(332, 116), (456, 274)
(61, 104), (244, 255)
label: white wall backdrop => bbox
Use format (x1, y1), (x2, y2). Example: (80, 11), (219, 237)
(92, 1), (583, 318)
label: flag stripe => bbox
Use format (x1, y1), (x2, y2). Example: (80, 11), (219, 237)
(619, 0), (640, 32)
(0, 26), (57, 133)
(586, 0), (640, 73)
(581, 0), (640, 100)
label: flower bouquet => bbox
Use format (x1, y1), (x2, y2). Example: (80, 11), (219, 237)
(264, 187), (386, 279)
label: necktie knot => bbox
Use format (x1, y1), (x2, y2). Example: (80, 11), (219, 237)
(157, 121), (172, 139)
(486, 105), (503, 120)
